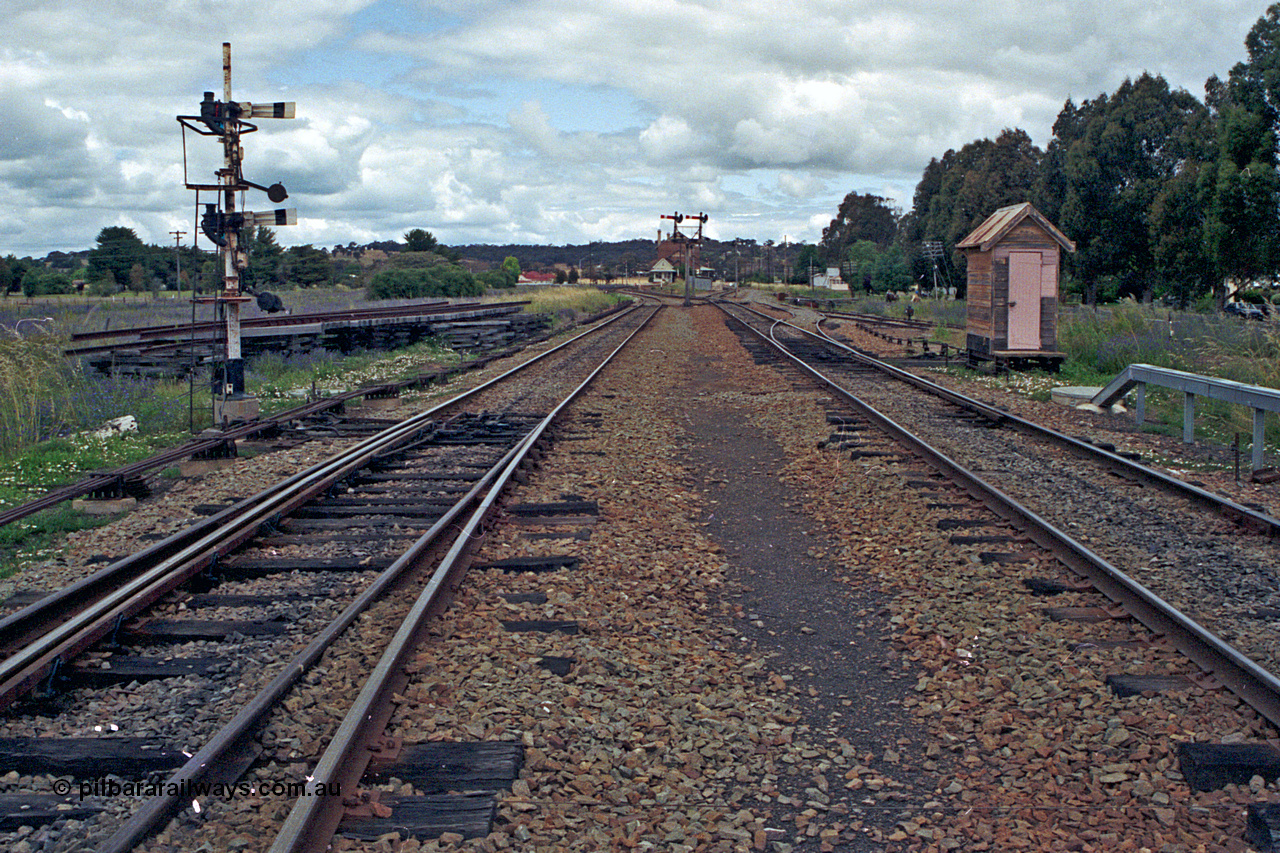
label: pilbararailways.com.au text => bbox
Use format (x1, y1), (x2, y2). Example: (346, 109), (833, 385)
(55, 778), (341, 800)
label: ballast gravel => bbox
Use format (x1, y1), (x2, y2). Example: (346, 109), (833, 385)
(2, 301), (1277, 852)
(368, 305), (1275, 852)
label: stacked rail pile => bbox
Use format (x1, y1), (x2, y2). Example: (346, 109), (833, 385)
(69, 302), (548, 378)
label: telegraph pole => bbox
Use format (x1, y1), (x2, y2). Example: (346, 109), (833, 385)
(169, 230), (187, 299)
(922, 240), (945, 297)
(177, 42), (296, 426)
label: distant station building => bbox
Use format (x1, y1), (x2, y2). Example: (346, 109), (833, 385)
(649, 257), (677, 284)
(957, 202), (1075, 371)
(811, 267), (843, 289)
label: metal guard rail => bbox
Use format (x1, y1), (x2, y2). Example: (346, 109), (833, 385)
(1092, 364), (1280, 471)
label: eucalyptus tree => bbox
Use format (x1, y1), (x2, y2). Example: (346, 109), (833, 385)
(87, 226), (150, 291)
(900, 128), (1042, 294)
(1039, 73), (1212, 303)
(819, 192), (897, 264)
(404, 228), (439, 253)
(1199, 4), (1280, 300)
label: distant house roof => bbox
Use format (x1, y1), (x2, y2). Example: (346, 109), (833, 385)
(650, 258), (676, 273)
(517, 271), (557, 284)
(956, 202), (1076, 253)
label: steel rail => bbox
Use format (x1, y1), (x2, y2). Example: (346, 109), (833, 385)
(0, 304), (645, 708)
(0, 413), (445, 707)
(0, 379), (423, 531)
(818, 307), (935, 332)
(753, 302), (1280, 537)
(0, 301), (633, 532)
(269, 304), (661, 853)
(721, 302), (1280, 730)
(96, 434), (530, 853)
(98, 300), (656, 852)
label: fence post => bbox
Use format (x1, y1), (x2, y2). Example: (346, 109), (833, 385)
(1254, 408), (1266, 473)
(1183, 392), (1196, 444)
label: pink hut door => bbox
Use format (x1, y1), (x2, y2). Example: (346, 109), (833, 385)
(1008, 252), (1042, 350)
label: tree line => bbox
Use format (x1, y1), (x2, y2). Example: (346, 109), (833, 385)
(366, 232), (522, 299)
(2, 226), (339, 298)
(3, 222), (543, 301)
(820, 4), (1280, 307)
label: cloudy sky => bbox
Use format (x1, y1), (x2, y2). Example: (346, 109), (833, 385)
(1, 0), (1270, 257)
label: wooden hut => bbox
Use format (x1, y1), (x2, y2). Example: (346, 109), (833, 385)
(957, 202), (1075, 371)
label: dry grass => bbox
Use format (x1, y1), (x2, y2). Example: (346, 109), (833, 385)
(0, 332), (80, 458)
(497, 286), (622, 317)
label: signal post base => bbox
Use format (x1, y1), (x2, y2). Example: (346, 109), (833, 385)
(214, 394), (260, 427)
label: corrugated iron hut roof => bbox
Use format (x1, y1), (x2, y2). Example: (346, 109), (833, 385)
(956, 202), (1076, 253)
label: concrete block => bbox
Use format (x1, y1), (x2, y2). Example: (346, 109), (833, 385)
(362, 396), (400, 412)
(1050, 386), (1102, 407)
(71, 496), (137, 516)
(213, 396), (260, 426)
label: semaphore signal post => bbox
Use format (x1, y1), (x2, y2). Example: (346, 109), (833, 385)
(177, 42), (295, 426)
(659, 211), (707, 307)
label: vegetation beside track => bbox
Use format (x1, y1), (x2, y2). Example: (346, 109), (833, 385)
(0, 286), (625, 578)
(754, 287), (1280, 462)
(507, 285), (623, 317)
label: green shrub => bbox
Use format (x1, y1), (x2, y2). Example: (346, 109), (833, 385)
(477, 267), (518, 289)
(366, 265), (484, 300)
(21, 269), (74, 297)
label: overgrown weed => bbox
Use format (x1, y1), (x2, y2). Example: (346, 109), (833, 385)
(0, 332), (81, 458)
(506, 286), (622, 318)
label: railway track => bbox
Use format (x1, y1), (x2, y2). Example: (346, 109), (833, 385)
(0, 300), (632, 531)
(4, 298), (1279, 850)
(719, 300), (1280, 725)
(0, 302), (658, 851)
(708, 299), (1280, 847)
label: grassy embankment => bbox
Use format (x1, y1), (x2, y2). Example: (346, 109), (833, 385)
(947, 301), (1279, 461)
(1056, 302), (1280, 452)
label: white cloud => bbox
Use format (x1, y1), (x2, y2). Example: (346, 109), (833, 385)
(0, 0), (1270, 255)
(639, 115), (706, 163)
